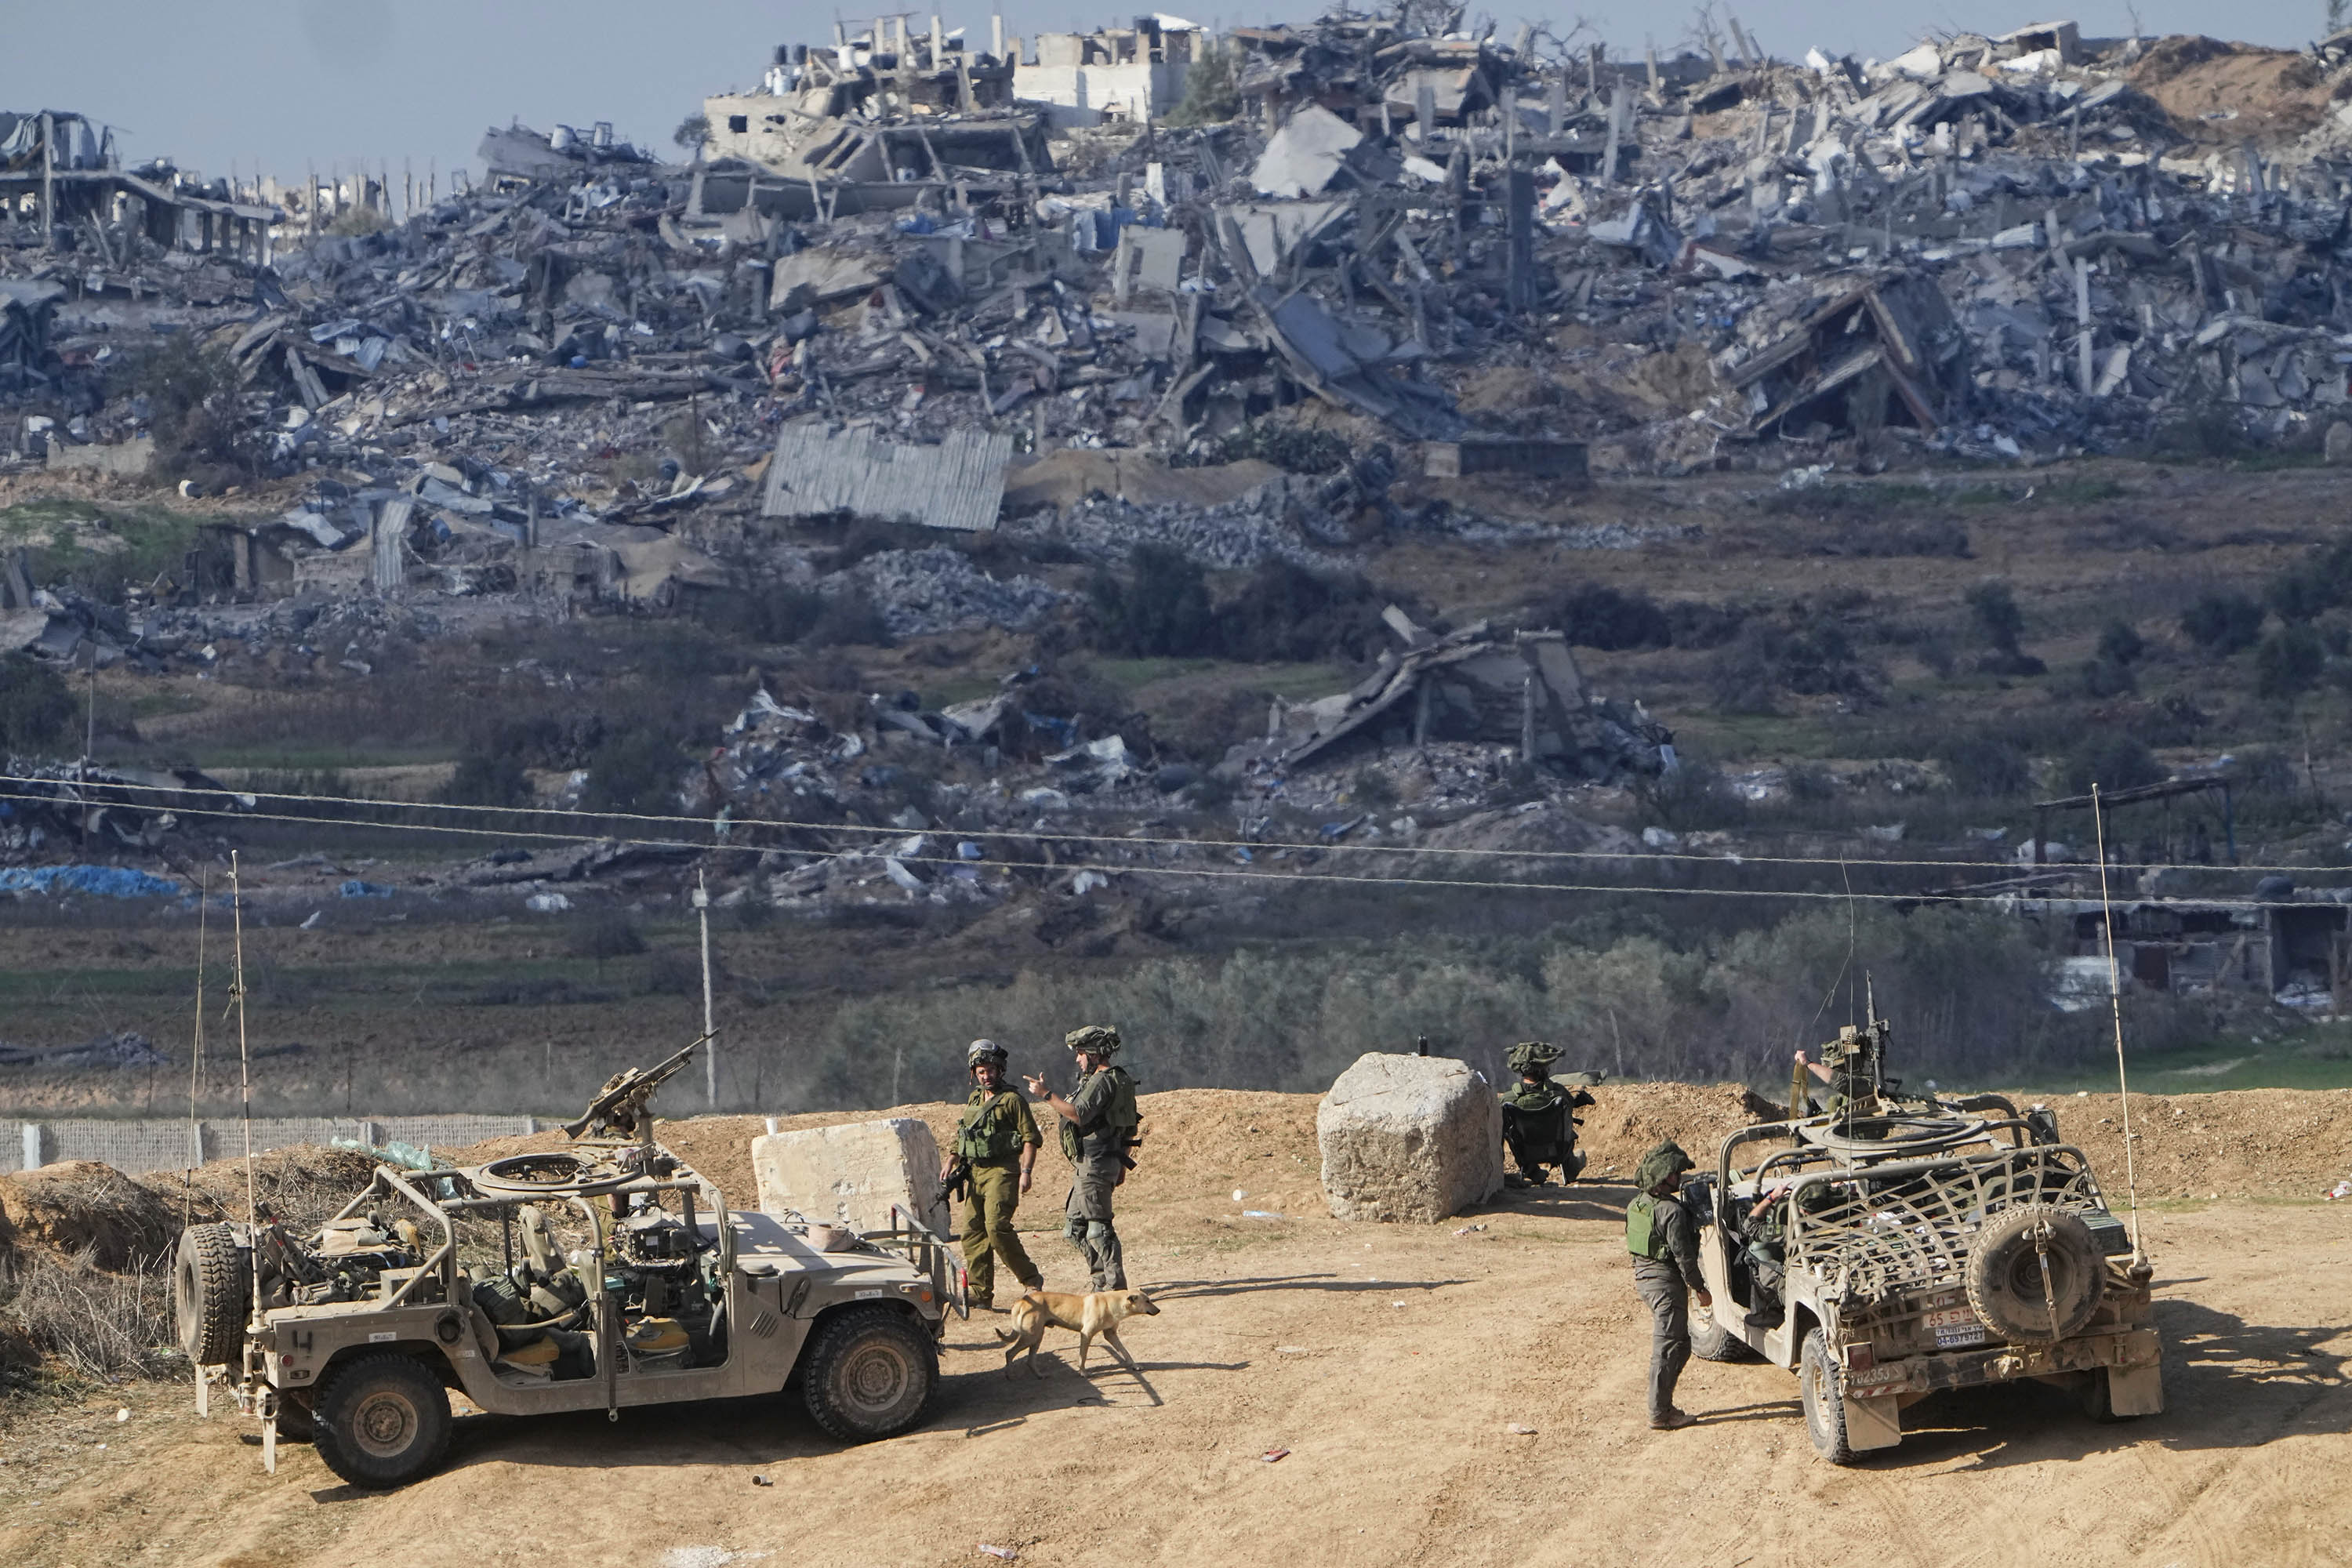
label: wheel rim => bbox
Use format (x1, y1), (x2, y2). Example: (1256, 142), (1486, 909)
(352, 1389), (419, 1457)
(2002, 1249), (2074, 1332)
(841, 1341), (911, 1413)
(174, 1254), (197, 1345)
(1802, 1354), (1831, 1443)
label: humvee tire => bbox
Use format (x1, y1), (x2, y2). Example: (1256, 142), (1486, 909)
(1965, 1203), (2103, 1341)
(275, 1392), (316, 1443)
(1690, 1308), (1763, 1363)
(174, 1223), (249, 1366)
(1799, 1328), (1857, 1465)
(314, 1353), (452, 1488)
(800, 1305), (936, 1442)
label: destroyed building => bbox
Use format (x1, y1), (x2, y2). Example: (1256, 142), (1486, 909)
(1246, 608), (1672, 780)
(1018, 17), (1200, 125)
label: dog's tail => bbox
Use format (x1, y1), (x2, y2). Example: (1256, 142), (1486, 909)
(991, 1328), (1020, 1346)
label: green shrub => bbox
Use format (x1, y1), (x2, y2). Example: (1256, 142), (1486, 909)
(123, 335), (241, 471)
(582, 730), (684, 815)
(1087, 543), (1213, 656)
(2096, 619), (2145, 666)
(1965, 581), (2025, 655)
(2181, 592), (2263, 655)
(2055, 735), (2166, 798)
(0, 655), (74, 754)
(2255, 623), (2326, 702)
(1163, 36), (1240, 125)
(1935, 730), (2032, 797)
(443, 751), (532, 808)
(566, 913), (645, 960)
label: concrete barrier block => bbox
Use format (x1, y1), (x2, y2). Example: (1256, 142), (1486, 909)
(1317, 1052), (1503, 1223)
(750, 1117), (948, 1237)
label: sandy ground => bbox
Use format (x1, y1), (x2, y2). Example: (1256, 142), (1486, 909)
(3, 1085), (2350, 1567)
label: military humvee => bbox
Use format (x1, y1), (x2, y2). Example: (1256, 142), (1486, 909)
(172, 1044), (956, 1488)
(1685, 1016), (2162, 1462)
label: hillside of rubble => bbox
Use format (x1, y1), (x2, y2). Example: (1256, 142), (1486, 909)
(10, 19), (2352, 1123)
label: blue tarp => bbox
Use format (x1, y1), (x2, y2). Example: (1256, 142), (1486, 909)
(0, 864), (183, 899)
(337, 879), (396, 898)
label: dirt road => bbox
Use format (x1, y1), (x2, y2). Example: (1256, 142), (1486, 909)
(5, 1087), (2350, 1566)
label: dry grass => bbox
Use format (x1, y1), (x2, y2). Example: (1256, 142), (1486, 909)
(0, 1250), (183, 1384)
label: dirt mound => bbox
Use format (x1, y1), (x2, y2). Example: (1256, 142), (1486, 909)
(0, 1163), (180, 1271)
(433, 1080), (2352, 1220)
(2129, 38), (2332, 142)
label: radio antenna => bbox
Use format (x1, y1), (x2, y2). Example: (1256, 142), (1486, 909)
(229, 851), (260, 1322)
(183, 870), (209, 1227)
(2090, 784), (2145, 1261)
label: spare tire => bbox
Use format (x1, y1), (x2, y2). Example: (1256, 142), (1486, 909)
(175, 1222), (249, 1366)
(1965, 1203), (2104, 1341)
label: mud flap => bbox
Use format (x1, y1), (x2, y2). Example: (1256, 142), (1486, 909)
(194, 1366), (211, 1421)
(262, 1410), (278, 1475)
(1843, 1391), (1902, 1450)
(2107, 1363), (2164, 1417)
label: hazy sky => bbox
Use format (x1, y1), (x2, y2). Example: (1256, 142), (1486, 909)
(0, 1), (2330, 190)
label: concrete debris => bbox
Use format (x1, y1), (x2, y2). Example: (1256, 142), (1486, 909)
(0, 762), (238, 864)
(1237, 604), (1672, 780)
(760, 423), (1014, 532)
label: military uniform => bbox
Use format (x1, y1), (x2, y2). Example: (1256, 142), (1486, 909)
(1056, 1025), (1138, 1291)
(1626, 1140), (1705, 1427)
(953, 1080), (1044, 1308)
(1499, 1041), (1595, 1186)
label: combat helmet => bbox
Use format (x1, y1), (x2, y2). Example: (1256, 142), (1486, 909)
(967, 1038), (1008, 1069)
(1506, 1040), (1564, 1077)
(1633, 1139), (1695, 1193)
(1065, 1024), (1120, 1056)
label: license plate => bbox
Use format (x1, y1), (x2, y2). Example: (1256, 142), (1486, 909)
(1924, 1306), (1987, 1348)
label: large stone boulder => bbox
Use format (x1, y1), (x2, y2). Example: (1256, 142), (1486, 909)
(750, 1118), (949, 1237)
(1317, 1053), (1503, 1222)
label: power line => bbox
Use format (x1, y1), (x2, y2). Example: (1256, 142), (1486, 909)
(0, 770), (2308, 880)
(0, 783), (2293, 912)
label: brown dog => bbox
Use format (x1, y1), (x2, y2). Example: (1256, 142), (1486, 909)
(993, 1289), (1160, 1378)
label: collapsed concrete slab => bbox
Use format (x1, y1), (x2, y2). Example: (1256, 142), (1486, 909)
(760, 423), (1014, 532)
(750, 1117), (949, 1236)
(1318, 1052), (1503, 1222)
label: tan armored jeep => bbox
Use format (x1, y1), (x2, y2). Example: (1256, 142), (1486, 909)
(1686, 1027), (2161, 1462)
(172, 1051), (956, 1488)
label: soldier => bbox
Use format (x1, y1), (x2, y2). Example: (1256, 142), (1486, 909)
(1024, 1024), (1138, 1292)
(1626, 1138), (1713, 1431)
(1499, 1040), (1596, 1188)
(940, 1039), (1044, 1312)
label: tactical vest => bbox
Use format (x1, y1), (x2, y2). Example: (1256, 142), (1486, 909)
(956, 1091), (1028, 1164)
(1625, 1192), (1672, 1260)
(1061, 1065), (1140, 1164)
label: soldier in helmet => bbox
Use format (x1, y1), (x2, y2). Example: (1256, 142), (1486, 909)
(1499, 1040), (1596, 1188)
(940, 1039), (1044, 1312)
(1627, 1138), (1712, 1431)
(1024, 1024), (1138, 1292)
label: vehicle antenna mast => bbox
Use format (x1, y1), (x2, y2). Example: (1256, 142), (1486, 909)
(2090, 783), (2145, 1261)
(229, 851), (259, 1323)
(184, 870), (208, 1228)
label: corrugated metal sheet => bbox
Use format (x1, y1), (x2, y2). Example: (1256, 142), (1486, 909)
(760, 423), (1013, 533)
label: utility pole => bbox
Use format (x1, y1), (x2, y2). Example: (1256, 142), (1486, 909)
(695, 869), (717, 1106)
